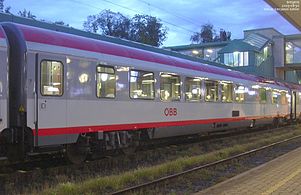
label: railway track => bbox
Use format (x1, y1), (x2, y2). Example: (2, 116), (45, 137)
(0, 124), (285, 171)
(0, 124), (298, 194)
(110, 132), (301, 195)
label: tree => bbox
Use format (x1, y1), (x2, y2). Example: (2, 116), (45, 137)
(84, 10), (131, 39)
(83, 15), (99, 33)
(215, 29), (231, 42)
(191, 24), (231, 43)
(190, 23), (214, 43)
(18, 9), (36, 19)
(0, 0), (69, 26)
(0, 0), (11, 13)
(130, 14), (167, 46)
(4, 6), (10, 13)
(0, 0), (4, 12)
(83, 10), (168, 47)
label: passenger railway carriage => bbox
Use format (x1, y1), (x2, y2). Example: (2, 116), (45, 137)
(0, 22), (300, 163)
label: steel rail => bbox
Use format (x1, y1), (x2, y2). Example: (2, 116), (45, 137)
(111, 133), (301, 195)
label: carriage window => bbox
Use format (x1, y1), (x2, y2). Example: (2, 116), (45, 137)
(185, 77), (201, 101)
(96, 65), (116, 98)
(259, 88), (267, 103)
(280, 92), (288, 105)
(205, 80), (218, 102)
(272, 90), (280, 104)
(130, 70), (155, 99)
(234, 85), (245, 103)
(160, 73), (180, 101)
(41, 60), (63, 96)
(221, 83), (233, 102)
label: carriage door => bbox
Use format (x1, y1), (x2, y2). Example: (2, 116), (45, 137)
(36, 54), (66, 144)
(291, 91), (297, 120)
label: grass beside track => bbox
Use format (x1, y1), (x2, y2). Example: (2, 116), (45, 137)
(43, 125), (301, 195)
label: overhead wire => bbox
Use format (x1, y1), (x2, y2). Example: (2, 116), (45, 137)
(136, 0), (227, 31)
(68, 0), (197, 34)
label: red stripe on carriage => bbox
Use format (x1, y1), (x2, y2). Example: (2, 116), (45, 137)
(34, 117), (249, 136)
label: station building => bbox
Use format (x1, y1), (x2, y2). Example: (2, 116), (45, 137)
(166, 28), (301, 83)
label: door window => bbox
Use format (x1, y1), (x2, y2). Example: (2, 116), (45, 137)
(41, 60), (64, 96)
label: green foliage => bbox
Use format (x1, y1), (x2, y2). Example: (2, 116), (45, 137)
(83, 9), (168, 47)
(191, 23), (231, 43)
(0, 0), (3, 12)
(0, 0), (10, 13)
(84, 10), (131, 39)
(130, 14), (167, 46)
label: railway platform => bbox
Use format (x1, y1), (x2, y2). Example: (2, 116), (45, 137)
(196, 146), (301, 195)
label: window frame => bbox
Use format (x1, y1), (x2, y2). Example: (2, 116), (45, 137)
(96, 64), (116, 99)
(129, 69), (155, 100)
(259, 88), (267, 104)
(185, 77), (202, 102)
(221, 82), (234, 103)
(280, 92), (288, 105)
(271, 90), (280, 104)
(160, 73), (181, 102)
(205, 80), (219, 102)
(234, 84), (245, 103)
(40, 59), (64, 97)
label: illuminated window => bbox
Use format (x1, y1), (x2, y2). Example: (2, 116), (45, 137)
(224, 52), (249, 67)
(259, 88), (267, 103)
(221, 83), (233, 102)
(96, 65), (116, 98)
(160, 73), (180, 101)
(280, 92), (288, 105)
(234, 85), (245, 103)
(205, 80), (218, 102)
(286, 41), (301, 64)
(185, 77), (201, 101)
(272, 90), (280, 104)
(41, 60), (63, 96)
(130, 70), (155, 99)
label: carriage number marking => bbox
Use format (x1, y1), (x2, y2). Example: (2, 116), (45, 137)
(164, 108), (177, 116)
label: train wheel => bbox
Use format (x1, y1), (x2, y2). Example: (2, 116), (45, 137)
(65, 137), (89, 164)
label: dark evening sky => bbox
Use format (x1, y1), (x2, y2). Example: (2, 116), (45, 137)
(5, 0), (300, 46)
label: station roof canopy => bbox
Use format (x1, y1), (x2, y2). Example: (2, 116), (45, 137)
(265, 0), (301, 32)
(243, 33), (270, 50)
(218, 39), (260, 53)
(165, 41), (230, 51)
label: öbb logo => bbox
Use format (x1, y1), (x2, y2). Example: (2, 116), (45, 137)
(164, 108), (177, 116)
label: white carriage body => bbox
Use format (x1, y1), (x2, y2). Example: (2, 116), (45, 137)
(0, 23), (300, 149)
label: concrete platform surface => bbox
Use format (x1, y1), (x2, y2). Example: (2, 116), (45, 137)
(195, 147), (301, 195)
